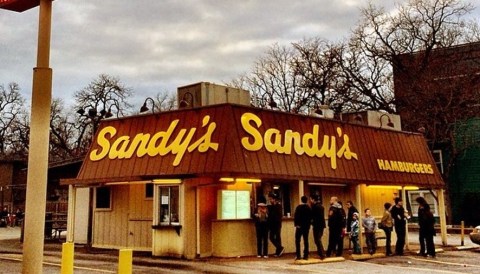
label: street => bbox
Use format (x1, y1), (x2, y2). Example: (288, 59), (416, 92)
(1, 227), (480, 273)
(1, 250), (480, 274)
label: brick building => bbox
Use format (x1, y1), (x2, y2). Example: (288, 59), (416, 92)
(393, 42), (480, 225)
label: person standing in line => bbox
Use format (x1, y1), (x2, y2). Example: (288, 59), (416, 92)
(390, 197), (408, 255)
(416, 196), (436, 258)
(0, 207), (8, 227)
(254, 201), (269, 258)
(326, 196), (345, 257)
(380, 202), (394, 256)
(294, 195), (312, 260)
(362, 208), (377, 255)
(267, 192), (285, 257)
(346, 201), (358, 233)
(310, 194), (326, 259)
(349, 212), (361, 254)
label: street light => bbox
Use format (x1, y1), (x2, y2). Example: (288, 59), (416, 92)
(140, 97), (156, 114)
(1, 0), (55, 273)
(77, 107), (115, 137)
(179, 92), (194, 108)
(379, 113), (395, 128)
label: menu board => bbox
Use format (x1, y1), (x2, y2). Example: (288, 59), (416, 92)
(218, 190), (251, 219)
(220, 190), (237, 219)
(236, 191), (251, 219)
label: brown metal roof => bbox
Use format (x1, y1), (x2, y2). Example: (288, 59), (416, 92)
(0, 0), (40, 12)
(64, 104), (444, 188)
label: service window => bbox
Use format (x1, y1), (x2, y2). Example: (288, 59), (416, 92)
(157, 186), (180, 226)
(408, 190), (438, 217)
(95, 186), (111, 210)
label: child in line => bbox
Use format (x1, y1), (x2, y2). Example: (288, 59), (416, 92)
(350, 212), (361, 254)
(362, 208), (377, 255)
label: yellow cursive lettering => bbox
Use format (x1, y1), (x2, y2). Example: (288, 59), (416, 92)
(240, 113), (358, 169)
(89, 116), (218, 166)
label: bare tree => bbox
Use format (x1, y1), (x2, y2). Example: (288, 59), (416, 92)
(0, 83), (27, 157)
(138, 91), (177, 114)
(233, 41), (347, 114)
(336, 40), (396, 113)
(352, 0), (479, 137)
(73, 74), (133, 152)
(291, 38), (344, 113)
(233, 43), (304, 113)
(352, 0), (480, 223)
(49, 99), (81, 161)
(155, 91), (177, 111)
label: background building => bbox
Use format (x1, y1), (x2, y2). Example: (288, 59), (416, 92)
(393, 42), (480, 226)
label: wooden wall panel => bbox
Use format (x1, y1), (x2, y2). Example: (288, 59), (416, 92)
(93, 185), (129, 248)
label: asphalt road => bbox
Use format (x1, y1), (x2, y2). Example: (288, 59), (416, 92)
(1, 227), (479, 273)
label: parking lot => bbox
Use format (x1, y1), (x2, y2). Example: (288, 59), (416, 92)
(1, 227), (479, 273)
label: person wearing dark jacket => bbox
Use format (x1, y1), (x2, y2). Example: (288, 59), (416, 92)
(267, 192), (285, 257)
(326, 196), (346, 257)
(311, 195), (326, 259)
(416, 196), (436, 257)
(346, 201), (358, 233)
(294, 196), (312, 260)
(390, 197), (408, 255)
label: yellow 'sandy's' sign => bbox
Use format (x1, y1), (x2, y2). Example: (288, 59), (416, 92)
(377, 159), (434, 174)
(89, 112), (359, 169)
(240, 113), (358, 169)
(90, 115), (219, 166)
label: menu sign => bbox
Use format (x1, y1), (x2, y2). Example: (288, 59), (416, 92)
(218, 190), (251, 219)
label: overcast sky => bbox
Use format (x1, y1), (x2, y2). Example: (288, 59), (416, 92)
(0, 0), (478, 110)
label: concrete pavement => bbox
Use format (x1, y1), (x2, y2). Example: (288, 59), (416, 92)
(0, 225), (478, 272)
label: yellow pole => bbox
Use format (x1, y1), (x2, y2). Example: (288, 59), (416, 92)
(118, 249), (133, 274)
(355, 184), (364, 254)
(402, 187), (409, 250)
(66, 185), (76, 242)
(61, 242), (74, 274)
(438, 189), (448, 246)
(22, 1), (53, 273)
(461, 221), (465, 246)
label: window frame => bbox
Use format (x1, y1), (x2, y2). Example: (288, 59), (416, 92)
(154, 185), (180, 226)
(408, 190), (438, 217)
(145, 183), (154, 200)
(94, 186), (112, 211)
(432, 150), (444, 174)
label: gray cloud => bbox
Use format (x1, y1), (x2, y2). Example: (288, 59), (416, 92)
(2, 0), (475, 108)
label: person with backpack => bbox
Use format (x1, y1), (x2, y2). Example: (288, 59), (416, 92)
(254, 200), (269, 258)
(326, 196), (346, 257)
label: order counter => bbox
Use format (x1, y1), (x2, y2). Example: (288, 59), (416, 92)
(211, 217), (296, 257)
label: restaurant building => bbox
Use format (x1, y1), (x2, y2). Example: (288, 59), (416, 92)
(63, 83), (445, 258)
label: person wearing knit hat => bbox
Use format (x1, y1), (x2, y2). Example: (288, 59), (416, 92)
(349, 212), (361, 254)
(254, 198), (269, 258)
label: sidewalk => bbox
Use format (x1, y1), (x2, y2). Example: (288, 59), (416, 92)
(0, 226), (478, 263)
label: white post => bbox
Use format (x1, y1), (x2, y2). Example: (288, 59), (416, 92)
(298, 180), (304, 200)
(66, 185), (76, 242)
(402, 187), (409, 250)
(438, 189), (448, 246)
(22, 1), (53, 273)
(356, 184), (364, 254)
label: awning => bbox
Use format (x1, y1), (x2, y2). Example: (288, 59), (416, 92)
(62, 104), (444, 188)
